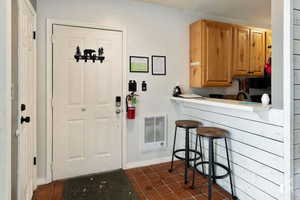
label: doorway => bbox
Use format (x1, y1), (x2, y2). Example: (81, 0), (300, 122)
(51, 25), (124, 180)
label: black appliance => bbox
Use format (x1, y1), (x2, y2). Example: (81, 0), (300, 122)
(173, 86), (182, 97)
(248, 70), (271, 89)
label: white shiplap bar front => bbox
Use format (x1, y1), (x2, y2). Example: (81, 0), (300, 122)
(172, 98), (284, 200)
(294, 2), (300, 199)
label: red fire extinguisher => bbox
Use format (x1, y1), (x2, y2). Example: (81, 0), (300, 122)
(126, 93), (137, 120)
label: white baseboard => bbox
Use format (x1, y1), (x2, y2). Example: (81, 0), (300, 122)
(38, 157), (174, 185)
(125, 156), (175, 169)
(36, 178), (48, 186)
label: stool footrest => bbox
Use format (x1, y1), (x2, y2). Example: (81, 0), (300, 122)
(174, 149), (202, 161)
(194, 161), (231, 180)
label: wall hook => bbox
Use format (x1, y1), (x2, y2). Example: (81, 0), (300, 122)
(74, 46), (105, 63)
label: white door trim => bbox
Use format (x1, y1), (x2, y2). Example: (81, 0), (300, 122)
(0, 0), (11, 199)
(46, 19), (128, 183)
(283, 0), (293, 199)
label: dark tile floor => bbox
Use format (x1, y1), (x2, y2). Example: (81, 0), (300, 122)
(33, 161), (233, 200)
(125, 161), (233, 200)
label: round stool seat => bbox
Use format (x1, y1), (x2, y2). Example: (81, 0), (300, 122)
(197, 127), (228, 138)
(175, 120), (202, 128)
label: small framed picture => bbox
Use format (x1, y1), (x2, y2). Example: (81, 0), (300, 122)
(152, 56), (166, 75)
(129, 56), (149, 73)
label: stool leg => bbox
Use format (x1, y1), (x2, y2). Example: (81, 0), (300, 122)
(184, 128), (190, 184)
(208, 138), (213, 200)
(169, 126), (178, 173)
(191, 134), (199, 189)
(198, 136), (205, 174)
(211, 141), (216, 184)
(225, 138), (236, 199)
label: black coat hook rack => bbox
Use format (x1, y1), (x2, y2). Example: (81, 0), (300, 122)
(74, 46), (105, 63)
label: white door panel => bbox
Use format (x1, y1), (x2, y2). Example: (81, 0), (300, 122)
(53, 25), (123, 180)
(17, 1), (36, 200)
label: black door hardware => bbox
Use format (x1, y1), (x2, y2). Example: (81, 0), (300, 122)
(21, 104), (26, 111)
(128, 80), (137, 92)
(116, 96), (121, 107)
(142, 81), (147, 92)
(21, 116), (30, 124)
(33, 157), (37, 165)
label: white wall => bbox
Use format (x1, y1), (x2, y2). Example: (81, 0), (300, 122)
(37, 0), (195, 180)
(0, 0), (11, 199)
(271, 0), (284, 108)
(36, 0), (272, 181)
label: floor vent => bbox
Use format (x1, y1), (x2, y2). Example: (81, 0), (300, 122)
(141, 114), (167, 152)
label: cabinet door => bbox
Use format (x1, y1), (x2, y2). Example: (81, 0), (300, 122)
(202, 20), (233, 87)
(250, 29), (265, 76)
(190, 21), (203, 87)
(233, 26), (250, 76)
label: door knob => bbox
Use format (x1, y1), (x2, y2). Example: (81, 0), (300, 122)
(21, 116), (30, 124)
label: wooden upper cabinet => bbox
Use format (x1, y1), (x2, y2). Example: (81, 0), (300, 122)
(232, 27), (267, 77)
(250, 29), (266, 76)
(233, 26), (251, 76)
(190, 19), (269, 88)
(203, 20), (233, 87)
(190, 20), (233, 88)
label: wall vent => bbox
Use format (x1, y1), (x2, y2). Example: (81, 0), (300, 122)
(141, 114), (167, 152)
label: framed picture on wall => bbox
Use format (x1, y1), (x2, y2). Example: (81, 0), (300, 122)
(129, 56), (149, 73)
(152, 56), (166, 75)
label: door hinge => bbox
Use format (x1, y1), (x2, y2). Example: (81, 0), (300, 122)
(33, 31), (36, 40)
(33, 156), (37, 165)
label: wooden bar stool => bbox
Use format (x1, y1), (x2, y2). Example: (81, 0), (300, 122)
(169, 120), (204, 184)
(192, 127), (237, 200)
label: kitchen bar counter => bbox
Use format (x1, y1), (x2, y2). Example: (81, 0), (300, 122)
(171, 96), (284, 127)
(171, 97), (270, 113)
(171, 96), (285, 199)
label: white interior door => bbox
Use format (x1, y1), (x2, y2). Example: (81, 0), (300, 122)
(52, 25), (123, 180)
(17, 0), (36, 200)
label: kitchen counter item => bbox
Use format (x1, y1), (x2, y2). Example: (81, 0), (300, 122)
(179, 94), (203, 99)
(261, 94), (270, 106)
(173, 86), (182, 97)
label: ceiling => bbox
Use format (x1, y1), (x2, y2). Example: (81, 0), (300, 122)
(135, 0), (271, 27)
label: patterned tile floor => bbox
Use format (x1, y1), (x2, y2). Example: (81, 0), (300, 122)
(125, 161), (233, 200)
